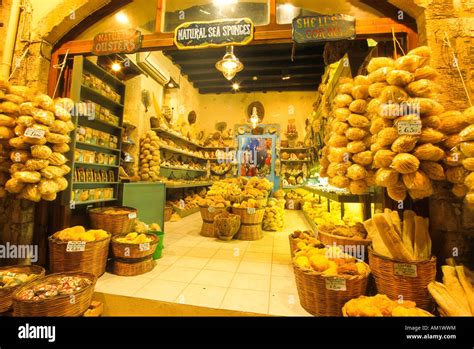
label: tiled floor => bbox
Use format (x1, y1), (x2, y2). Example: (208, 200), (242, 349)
(95, 210), (312, 316)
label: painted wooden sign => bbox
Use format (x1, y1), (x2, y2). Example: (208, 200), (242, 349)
(92, 29), (142, 55)
(292, 14), (356, 44)
(174, 18), (254, 50)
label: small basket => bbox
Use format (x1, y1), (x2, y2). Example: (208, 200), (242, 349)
(317, 229), (371, 248)
(111, 233), (158, 259)
(201, 221), (216, 237)
(231, 207), (265, 224)
(164, 206), (173, 222)
(214, 212), (241, 241)
(368, 248), (436, 311)
(48, 236), (111, 277)
(12, 272), (96, 317)
(341, 300), (434, 317)
(0, 265), (45, 313)
(293, 262), (370, 316)
(89, 206), (137, 235)
(288, 234), (300, 258)
(236, 224), (263, 241)
(199, 206), (228, 222)
(112, 256), (155, 276)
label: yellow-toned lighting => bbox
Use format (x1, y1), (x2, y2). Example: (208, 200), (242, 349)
(232, 83), (240, 90)
(115, 12), (129, 24)
(216, 46), (244, 81)
(213, 0), (238, 6)
(111, 62), (122, 72)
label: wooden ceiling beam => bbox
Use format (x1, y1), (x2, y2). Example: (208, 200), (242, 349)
(190, 73), (321, 84)
(167, 53), (323, 66)
(193, 78), (319, 89)
(183, 64), (324, 76)
(199, 86), (316, 94)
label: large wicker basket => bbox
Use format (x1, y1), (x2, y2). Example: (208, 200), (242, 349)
(236, 224), (263, 241)
(341, 299), (434, 317)
(293, 262), (370, 316)
(88, 206), (137, 235)
(199, 206), (229, 221)
(112, 256), (155, 276)
(368, 248), (436, 311)
(164, 206), (173, 222)
(111, 233), (158, 259)
(0, 265), (45, 313)
(214, 212), (241, 241)
(231, 207), (265, 224)
(48, 235), (111, 277)
(12, 272), (96, 317)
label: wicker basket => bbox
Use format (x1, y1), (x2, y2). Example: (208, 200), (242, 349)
(112, 256), (155, 276)
(341, 301), (434, 317)
(12, 272), (96, 317)
(201, 221), (216, 237)
(164, 206), (173, 222)
(288, 234), (299, 258)
(0, 265), (45, 313)
(368, 248), (436, 311)
(48, 235), (111, 277)
(236, 224), (263, 241)
(293, 263), (370, 316)
(111, 233), (158, 259)
(214, 213), (241, 241)
(199, 206), (228, 221)
(231, 207), (265, 224)
(88, 206), (137, 235)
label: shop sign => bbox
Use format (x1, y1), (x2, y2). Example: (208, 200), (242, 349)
(292, 14), (356, 44)
(174, 18), (254, 50)
(91, 29), (142, 56)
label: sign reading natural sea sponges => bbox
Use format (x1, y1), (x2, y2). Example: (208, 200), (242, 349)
(174, 18), (254, 50)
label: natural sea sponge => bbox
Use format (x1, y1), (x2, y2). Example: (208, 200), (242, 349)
(351, 85), (369, 100)
(421, 115), (441, 129)
(368, 82), (388, 98)
(444, 149), (464, 167)
(338, 82), (354, 95)
(365, 170), (376, 186)
(387, 180), (407, 201)
(462, 158), (474, 171)
(377, 128), (398, 147)
(334, 94), (353, 108)
(374, 149), (396, 168)
(329, 175), (350, 188)
(31, 145), (53, 160)
(452, 184), (469, 198)
(349, 99), (367, 114)
(368, 67), (394, 84)
(386, 70), (414, 86)
(327, 162), (352, 177)
(346, 164), (368, 181)
(438, 111), (468, 135)
(391, 135), (419, 153)
(353, 75), (370, 86)
(406, 79), (440, 97)
(347, 141), (366, 154)
(345, 127), (367, 141)
(348, 114), (370, 128)
(379, 86), (409, 104)
(407, 46), (431, 58)
(352, 151), (373, 166)
(367, 57), (395, 73)
(391, 153), (420, 174)
(460, 142), (474, 157)
(446, 166), (470, 184)
(328, 147), (349, 163)
(328, 135), (349, 147)
(460, 125), (474, 141)
(464, 172), (474, 190)
(334, 108), (351, 122)
(463, 106), (474, 124)
(402, 170), (431, 190)
(414, 66), (439, 81)
(349, 180), (369, 195)
(419, 128), (445, 144)
(408, 98), (444, 116)
(375, 168), (399, 187)
(395, 55), (427, 72)
(443, 135), (462, 150)
(370, 118), (392, 135)
(412, 143), (444, 161)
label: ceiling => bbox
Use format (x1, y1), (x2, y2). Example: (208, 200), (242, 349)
(164, 43), (327, 94)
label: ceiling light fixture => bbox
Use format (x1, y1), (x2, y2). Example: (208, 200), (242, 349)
(232, 83), (240, 90)
(168, 82), (175, 88)
(216, 46), (244, 81)
(281, 3), (295, 12)
(115, 12), (129, 24)
(213, 0), (238, 7)
(111, 62), (122, 72)
(282, 75), (291, 80)
(252, 76), (258, 81)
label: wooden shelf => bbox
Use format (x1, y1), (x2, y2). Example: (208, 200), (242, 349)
(281, 147), (310, 151)
(73, 182), (120, 186)
(77, 115), (122, 134)
(81, 85), (124, 111)
(160, 165), (206, 173)
(159, 144), (206, 161)
(152, 128), (201, 149)
(76, 141), (121, 154)
(165, 181), (213, 189)
(75, 162), (119, 168)
(282, 185), (304, 189)
(303, 186), (370, 203)
(72, 198), (118, 205)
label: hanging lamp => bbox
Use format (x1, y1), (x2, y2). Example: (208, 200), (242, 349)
(215, 46), (244, 81)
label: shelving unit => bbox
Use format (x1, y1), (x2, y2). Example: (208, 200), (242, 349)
(63, 55), (125, 206)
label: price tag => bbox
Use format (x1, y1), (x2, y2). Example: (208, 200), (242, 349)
(179, 199), (185, 210)
(139, 242), (150, 252)
(394, 263), (418, 277)
(325, 277), (347, 291)
(128, 212), (137, 219)
(208, 206), (215, 213)
(24, 128), (45, 139)
(66, 241), (86, 252)
(397, 120), (422, 135)
(247, 208), (256, 214)
(288, 200), (295, 210)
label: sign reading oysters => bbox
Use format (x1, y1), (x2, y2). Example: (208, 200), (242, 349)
(174, 18), (254, 50)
